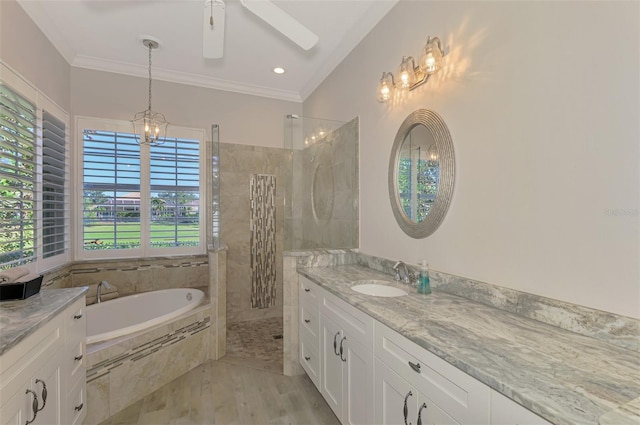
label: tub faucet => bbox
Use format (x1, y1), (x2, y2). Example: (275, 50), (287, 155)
(96, 280), (112, 303)
(393, 261), (411, 284)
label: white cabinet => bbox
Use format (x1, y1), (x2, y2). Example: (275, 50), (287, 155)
(491, 390), (551, 425)
(300, 276), (374, 425)
(374, 321), (490, 424)
(0, 297), (86, 425)
(375, 359), (458, 425)
(298, 274), (550, 425)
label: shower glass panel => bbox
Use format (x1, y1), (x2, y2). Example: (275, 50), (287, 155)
(283, 115), (359, 251)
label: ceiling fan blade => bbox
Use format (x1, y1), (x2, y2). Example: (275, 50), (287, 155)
(240, 0), (318, 51)
(203, 0), (226, 59)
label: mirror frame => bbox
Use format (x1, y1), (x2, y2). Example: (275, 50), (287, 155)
(388, 109), (455, 238)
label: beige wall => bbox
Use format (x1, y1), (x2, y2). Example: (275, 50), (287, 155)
(303, 1), (640, 318)
(0, 0), (70, 111)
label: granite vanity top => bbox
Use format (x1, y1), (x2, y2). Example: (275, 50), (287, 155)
(0, 287), (87, 356)
(298, 265), (640, 425)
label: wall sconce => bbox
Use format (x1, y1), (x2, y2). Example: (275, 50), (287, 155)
(376, 72), (395, 102)
(376, 35), (445, 103)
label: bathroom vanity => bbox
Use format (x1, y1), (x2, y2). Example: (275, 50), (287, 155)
(0, 288), (87, 425)
(296, 265), (639, 425)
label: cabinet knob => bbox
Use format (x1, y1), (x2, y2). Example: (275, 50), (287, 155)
(75, 354), (84, 361)
(403, 391), (413, 425)
(73, 313), (83, 320)
(35, 379), (47, 411)
(333, 332), (340, 355)
(304, 319), (310, 323)
(304, 288), (311, 292)
(339, 336), (347, 362)
(417, 402), (428, 425)
(409, 361), (421, 373)
(25, 389), (39, 425)
(75, 403), (84, 412)
(304, 356), (311, 361)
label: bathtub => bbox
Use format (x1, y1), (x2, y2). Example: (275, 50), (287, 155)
(86, 288), (205, 344)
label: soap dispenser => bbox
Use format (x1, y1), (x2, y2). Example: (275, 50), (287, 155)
(418, 260), (431, 294)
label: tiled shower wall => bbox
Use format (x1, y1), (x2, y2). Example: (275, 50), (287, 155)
(289, 117), (359, 250)
(220, 143), (284, 324)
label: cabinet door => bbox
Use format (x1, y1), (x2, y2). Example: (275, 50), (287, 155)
(0, 381), (29, 425)
(374, 359), (418, 425)
(31, 350), (63, 425)
(343, 336), (374, 425)
(321, 314), (344, 419)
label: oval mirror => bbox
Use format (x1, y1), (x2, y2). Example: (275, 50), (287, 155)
(388, 110), (455, 238)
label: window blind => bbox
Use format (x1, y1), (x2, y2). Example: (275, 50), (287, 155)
(150, 138), (200, 248)
(42, 111), (68, 258)
(0, 83), (37, 267)
(82, 130), (141, 250)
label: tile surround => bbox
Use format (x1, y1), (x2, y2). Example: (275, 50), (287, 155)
(220, 143), (284, 324)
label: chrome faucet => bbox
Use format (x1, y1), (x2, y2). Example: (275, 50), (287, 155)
(96, 280), (112, 303)
(393, 261), (412, 284)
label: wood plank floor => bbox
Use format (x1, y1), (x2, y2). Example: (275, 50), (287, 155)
(99, 358), (340, 425)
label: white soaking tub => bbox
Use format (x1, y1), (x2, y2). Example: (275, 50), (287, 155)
(86, 288), (205, 344)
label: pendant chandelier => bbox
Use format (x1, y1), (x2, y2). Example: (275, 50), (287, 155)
(131, 38), (168, 145)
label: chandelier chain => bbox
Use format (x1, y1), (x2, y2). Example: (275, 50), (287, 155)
(147, 43), (153, 111)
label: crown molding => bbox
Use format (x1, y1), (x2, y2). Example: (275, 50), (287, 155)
(71, 55), (303, 103)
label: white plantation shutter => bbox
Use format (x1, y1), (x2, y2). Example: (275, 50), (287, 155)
(150, 138), (200, 248)
(0, 83), (38, 267)
(42, 110), (68, 258)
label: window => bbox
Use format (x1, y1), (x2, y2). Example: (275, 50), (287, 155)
(78, 118), (205, 258)
(0, 69), (69, 270)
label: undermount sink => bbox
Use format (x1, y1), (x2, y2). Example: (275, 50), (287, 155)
(351, 281), (408, 297)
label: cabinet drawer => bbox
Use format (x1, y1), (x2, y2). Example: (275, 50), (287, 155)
(299, 276), (320, 305)
(300, 302), (319, 341)
(64, 298), (86, 347)
(65, 339), (85, 382)
(300, 329), (321, 389)
(66, 378), (86, 425)
(321, 289), (374, 350)
(374, 322), (490, 424)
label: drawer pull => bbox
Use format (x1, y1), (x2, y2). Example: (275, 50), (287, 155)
(35, 379), (47, 411)
(75, 403), (84, 412)
(333, 332), (340, 355)
(409, 361), (421, 373)
(73, 313), (83, 320)
(25, 389), (39, 425)
(403, 391), (412, 425)
(75, 354), (84, 361)
(304, 319), (310, 323)
(304, 288), (311, 292)
(304, 356), (311, 361)
(339, 336), (347, 362)
(417, 403), (428, 425)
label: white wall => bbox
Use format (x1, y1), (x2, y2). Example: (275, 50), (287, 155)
(304, 1), (640, 318)
(71, 67), (301, 148)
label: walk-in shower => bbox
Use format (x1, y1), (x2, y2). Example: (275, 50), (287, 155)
(284, 114), (359, 251)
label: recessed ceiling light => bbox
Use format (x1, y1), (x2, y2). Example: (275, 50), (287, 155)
(273, 67), (285, 74)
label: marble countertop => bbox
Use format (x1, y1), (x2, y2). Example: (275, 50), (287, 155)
(0, 287), (87, 356)
(298, 265), (640, 425)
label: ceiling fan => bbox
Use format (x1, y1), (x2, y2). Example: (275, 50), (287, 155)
(203, 0), (319, 59)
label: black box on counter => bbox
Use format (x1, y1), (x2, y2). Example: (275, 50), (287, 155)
(0, 275), (43, 301)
